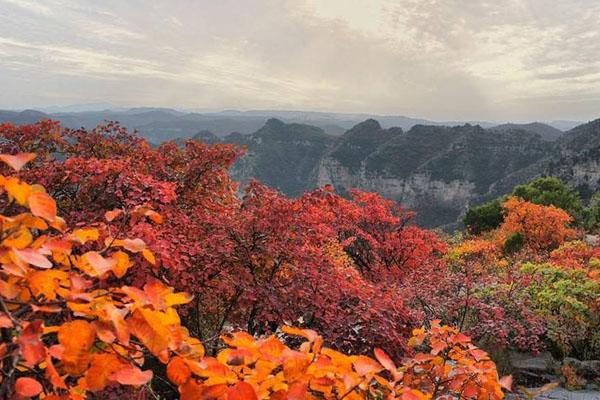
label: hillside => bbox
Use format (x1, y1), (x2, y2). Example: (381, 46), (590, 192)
(489, 122), (564, 141)
(227, 118), (336, 196)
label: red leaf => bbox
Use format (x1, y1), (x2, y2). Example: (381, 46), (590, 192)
(15, 377), (43, 397)
(374, 348), (396, 372)
(18, 320), (45, 367)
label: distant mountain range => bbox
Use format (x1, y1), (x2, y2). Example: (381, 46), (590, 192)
(1, 107), (597, 229)
(0, 107), (584, 142)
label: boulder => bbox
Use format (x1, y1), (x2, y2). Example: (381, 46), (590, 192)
(563, 358), (600, 379)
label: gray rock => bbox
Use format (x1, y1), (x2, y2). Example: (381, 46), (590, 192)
(510, 351), (556, 372)
(536, 388), (600, 399)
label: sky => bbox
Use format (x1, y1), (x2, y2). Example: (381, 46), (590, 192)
(1, 0), (599, 122)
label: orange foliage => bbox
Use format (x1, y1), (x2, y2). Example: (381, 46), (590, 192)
(498, 197), (577, 251)
(172, 322), (505, 400)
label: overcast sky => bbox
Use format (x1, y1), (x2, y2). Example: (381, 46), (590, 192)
(1, 0), (599, 121)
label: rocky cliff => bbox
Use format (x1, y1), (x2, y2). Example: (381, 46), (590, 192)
(216, 118), (600, 229)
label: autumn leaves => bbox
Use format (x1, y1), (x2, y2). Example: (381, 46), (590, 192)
(0, 151), (506, 398)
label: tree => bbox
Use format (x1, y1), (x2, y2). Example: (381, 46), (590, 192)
(512, 177), (583, 219)
(0, 121), (448, 375)
(0, 152), (506, 399)
(464, 198), (505, 234)
(499, 197), (577, 252)
(464, 177), (584, 234)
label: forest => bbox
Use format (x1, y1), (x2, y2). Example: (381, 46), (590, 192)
(0, 121), (598, 399)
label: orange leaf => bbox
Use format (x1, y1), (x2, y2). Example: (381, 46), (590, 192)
(45, 355), (67, 389)
(3, 177), (32, 205)
(105, 209), (123, 222)
(122, 238), (146, 252)
(142, 248), (156, 265)
(470, 348), (488, 361)
(58, 319), (96, 376)
(83, 251), (117, 276)
(450, 333), (471, 345)
(15, 377), (43, 398)
(13, 248), (52, 269)
(31, 304), (62, 313)
(374, 347), (400, 380)
(85, 353), (124, 391)
(112, 251), (133, 278)
(227, 381), (258, 400)
(282, 325), (319, 342)
(103, 303), (130, 345)
(0, 153), (36, 171)
(110, 366), (153, 386)
(352, 355), (382, 376)
(0, 312), (13, 328)
(71, 227), (99, 244)
(167, 356), (191, 385)
(287, 381), (308, 400)
(28, 190), (56, 222)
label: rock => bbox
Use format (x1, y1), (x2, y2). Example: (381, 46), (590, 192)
(536, 388), (600, 399)
(508, 351), (557, 387)
(510, 351), (556, 372)
(564, 358), (600, 379)
(584, 235), (599, 247)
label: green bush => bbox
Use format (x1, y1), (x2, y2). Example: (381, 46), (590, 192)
(503, 232), (524, 254)
(520, 263), (600, 359)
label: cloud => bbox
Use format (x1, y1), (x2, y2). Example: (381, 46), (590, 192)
(0, 0), (599, 121)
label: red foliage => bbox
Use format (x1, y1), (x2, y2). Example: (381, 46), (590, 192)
(0, 121), (446, 362)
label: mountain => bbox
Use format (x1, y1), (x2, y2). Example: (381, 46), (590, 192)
(316, 123), (552, 228)
(489, 122), (564, 141)
(545, 118), (600, 198)
(191, 130), (221, 144)
(226, 118), (336, 196)
(0, 110), (51, 125)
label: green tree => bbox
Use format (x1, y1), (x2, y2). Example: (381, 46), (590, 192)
(512, 177), (583, 219)
(463, 198), (505, 234)
(464, 177), (583, 233)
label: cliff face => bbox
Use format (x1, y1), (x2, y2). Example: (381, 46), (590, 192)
(226, 118), (336, 197)
(315, 124), (552, 227)
(219, 117), (600, 230)
(546, 118), (600, 198)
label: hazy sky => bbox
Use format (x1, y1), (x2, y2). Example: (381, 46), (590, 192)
(1, 0), (599, 121)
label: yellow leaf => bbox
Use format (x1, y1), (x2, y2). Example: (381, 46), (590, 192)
(142, 248), (156, 265)
(112, 251), (133, 278)
(3, 177), (32, 205)
(28, 270), (68, 300)
(71, 228), (100, 244)
(2, 228), (33, 249)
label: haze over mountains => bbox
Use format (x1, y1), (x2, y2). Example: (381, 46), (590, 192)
(0, 107), (583, 142)
(1, 106), (598, 229)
